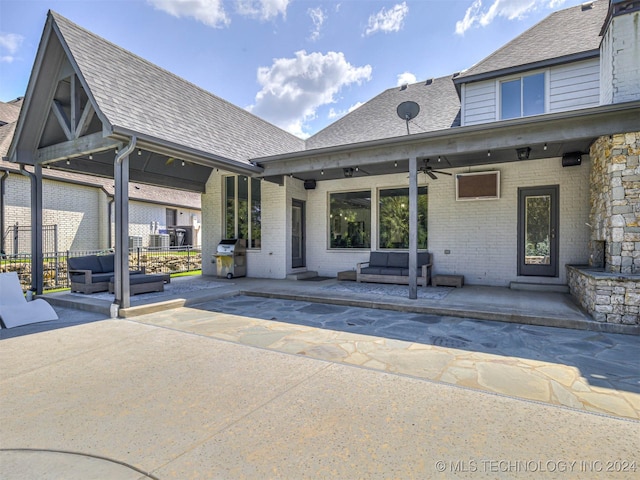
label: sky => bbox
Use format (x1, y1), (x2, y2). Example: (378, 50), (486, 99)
(0, 0), (592, 138)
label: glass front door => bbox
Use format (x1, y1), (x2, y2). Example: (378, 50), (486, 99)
(518, 186), (559, 277)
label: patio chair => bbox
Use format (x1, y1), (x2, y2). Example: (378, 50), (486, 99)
(0, 272), (59, 328)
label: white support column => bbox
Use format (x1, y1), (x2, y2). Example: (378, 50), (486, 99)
(408, 156), (418, 300)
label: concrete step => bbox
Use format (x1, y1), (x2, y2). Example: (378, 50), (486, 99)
(509, 282), (569, 293)
(286, 271), (319, 281)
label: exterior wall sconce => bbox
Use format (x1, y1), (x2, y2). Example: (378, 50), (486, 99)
(516, 147), (531, 160)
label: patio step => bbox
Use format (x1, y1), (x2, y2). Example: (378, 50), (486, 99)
(509, 282), (569, 293)
(286, 270), (319, 281)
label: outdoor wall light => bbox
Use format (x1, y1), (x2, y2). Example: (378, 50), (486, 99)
(516, 147), (531, 160)
(89, 153), (93, 160)
(487, 150), (491, 157)
(138, 148), (142, 156)
(66, 159), (70, 165)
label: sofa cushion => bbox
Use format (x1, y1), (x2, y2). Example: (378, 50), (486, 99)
(418, 252), (431, 267)
(379, 268), (403, 276)
(387, 253), (409, 268)
(360, 267), (383, 275)
(369, 252), (388, 267)
(97, 254), (115, 273)
(68, 255), (102, 273)
(89, 273), (113, 283)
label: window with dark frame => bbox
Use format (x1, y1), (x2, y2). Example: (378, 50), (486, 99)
(329, 191), (371, 249)
(379, 187), (428, 249)
(224, 175), (261, 248)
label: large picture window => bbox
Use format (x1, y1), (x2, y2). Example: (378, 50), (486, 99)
(225, 175), (261, 248)
(501, 72), (545, 119)
(329, 191), (371, 249)
(379, 187), (428, 249)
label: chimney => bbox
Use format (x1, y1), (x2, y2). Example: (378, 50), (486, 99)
(599, 1), (640, 104)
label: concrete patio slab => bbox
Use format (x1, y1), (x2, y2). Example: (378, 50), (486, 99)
(1, 319), (638, 479)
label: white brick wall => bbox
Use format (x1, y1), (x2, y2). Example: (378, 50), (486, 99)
(3, 175), (101, 251)
(427, 157), (590, 286)
(600, 13), (640, 104)
(202, 158), (590, 286)
(202, 170), (291, 278)
(202, 170), (224, 276)
(3, 173), (201, 253)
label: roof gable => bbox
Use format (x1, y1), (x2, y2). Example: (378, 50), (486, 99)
(306, 76), (461, 150)
(456, 0), (608, 82)
(50, 11), (304, 163)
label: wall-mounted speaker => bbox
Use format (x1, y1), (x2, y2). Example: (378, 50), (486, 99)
(562, 152), (582, 167)
(304, 179), (316, 190)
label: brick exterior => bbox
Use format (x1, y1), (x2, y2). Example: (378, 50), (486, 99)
(205, 156), (590, 286)
(2, 174), (200, 252)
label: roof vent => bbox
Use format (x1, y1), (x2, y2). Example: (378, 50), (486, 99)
(425, 78), (433, 86)
(400, 84), (408, 91)
(581, 2), (594, 11)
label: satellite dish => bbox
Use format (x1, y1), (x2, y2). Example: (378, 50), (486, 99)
(396, 101), (420, 135)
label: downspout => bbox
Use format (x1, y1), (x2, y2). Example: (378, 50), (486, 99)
(113, 136), (137, 311)
(0, 170), (8, 256)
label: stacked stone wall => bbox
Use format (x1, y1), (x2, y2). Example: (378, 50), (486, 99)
(573, 132), (640, 326)
(589, 132), (640, 274)
(567, 266), (640, 325)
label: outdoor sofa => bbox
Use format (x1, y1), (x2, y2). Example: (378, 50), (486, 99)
(67, 253), (145, 294)
(356, 251), (432, 287)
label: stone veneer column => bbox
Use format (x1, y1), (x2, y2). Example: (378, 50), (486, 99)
(589, 132), (640, 274)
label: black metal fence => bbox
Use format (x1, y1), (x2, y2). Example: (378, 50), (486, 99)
(1, 246), (202, 292)
(1, 224), (58, 256)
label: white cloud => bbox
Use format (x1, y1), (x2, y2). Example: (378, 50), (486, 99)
(0, 33), (24, 54)
(397, 72), (417, 86)
(455, 0), (567, 35)
(147, 0), (230, 28)
(249, 50), (372, 138)
(308, 7), (325, 41)
(0, 33), (23, 63)
(328, 101), (364, 119)
(235, 0), (291, 20)
(364, 2), (408, 36)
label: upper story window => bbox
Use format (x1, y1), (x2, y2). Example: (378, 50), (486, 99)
(224, 175), (261, 248)
(500, 72), (545, 120)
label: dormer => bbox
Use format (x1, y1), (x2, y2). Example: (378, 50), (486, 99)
(454, 1), (608, 126)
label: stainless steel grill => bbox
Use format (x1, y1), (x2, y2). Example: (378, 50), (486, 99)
(213, 239), (246, 279)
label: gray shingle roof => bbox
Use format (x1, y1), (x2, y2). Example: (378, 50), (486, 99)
(456, 0), (608, 81)
(51, 11), (305, 164)
(0, 99), (22, 125)
(306, 76), (461, 150)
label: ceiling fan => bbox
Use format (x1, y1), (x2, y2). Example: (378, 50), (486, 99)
(418, 159), (452, 180)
